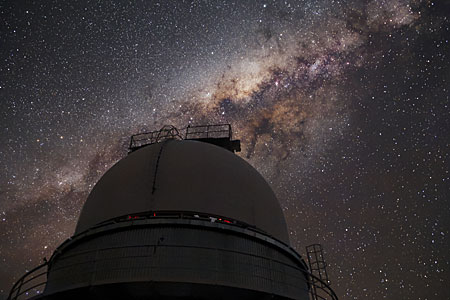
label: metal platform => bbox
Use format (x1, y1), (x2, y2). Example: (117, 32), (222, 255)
(129, 124), (241, 153)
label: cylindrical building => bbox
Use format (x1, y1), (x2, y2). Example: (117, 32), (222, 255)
(9, 125), (337, 300)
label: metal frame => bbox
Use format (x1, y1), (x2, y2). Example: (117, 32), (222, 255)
(307, 273), (338, 300)
(129, 125), (182, 151)
(129, 124), (234, 152)
(185, 124), (232, 140)
(8, 263), (48, 300)
(306, 244), (334, 300)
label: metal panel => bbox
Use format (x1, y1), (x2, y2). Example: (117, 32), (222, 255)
(45, 222), (309, 299)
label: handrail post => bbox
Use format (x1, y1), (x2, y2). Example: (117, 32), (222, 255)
(14, 277), (24, 300)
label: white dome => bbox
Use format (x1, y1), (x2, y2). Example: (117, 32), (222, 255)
(75, 139), (290, 243)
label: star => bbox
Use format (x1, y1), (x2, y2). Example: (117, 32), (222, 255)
(0, 1), (449, 299)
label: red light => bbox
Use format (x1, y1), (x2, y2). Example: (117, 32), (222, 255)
(224, 220), (231, 224)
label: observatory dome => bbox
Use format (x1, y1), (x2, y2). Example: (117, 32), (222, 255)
(75, 139), (290, 243)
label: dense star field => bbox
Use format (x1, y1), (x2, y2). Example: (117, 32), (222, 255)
(1, 1), (449, 299)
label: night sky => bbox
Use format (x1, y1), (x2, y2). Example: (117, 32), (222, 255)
(1, 1), (449, 299)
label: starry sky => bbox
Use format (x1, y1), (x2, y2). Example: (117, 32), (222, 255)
(1, 0), (449, 299)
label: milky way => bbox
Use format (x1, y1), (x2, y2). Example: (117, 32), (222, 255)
(1, 1), (449, 299)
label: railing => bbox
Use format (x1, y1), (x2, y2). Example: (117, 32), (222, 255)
(129, 124), (238, 152)
(8, 262), (48, 300)
(308, 272), (339, 300)
(8, 255), (338, 300)
(129, 124), (233, 151)
(129, 125), (182, 151)
(96, 210), (266, 235)
(307, 244), (336, 300)
(185, 124), (232, 140)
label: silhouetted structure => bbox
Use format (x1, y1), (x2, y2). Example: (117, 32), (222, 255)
(9, 124), (337, 300)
